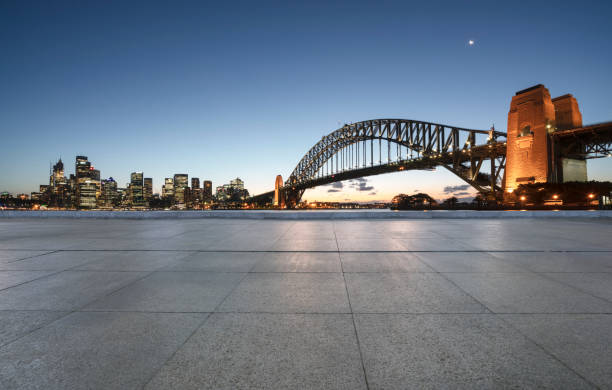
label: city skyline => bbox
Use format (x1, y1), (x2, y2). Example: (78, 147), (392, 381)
(2, 1), (612, 201)
(6, 154), (250, 210)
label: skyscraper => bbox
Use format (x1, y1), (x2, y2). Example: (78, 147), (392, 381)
(143, 178), (153, 203)
(203, 180), (213, 203)
(190, 177), (201, 208)
(75, 156), (98, 209)
(130, 172), (144, 207)
(173, 174), (188, 208)
(75, 156), (90, 181)
(191, 177), (200, 189)
(101, 177), (118, 208)
(216, 178), (249, 203)
(50, 158), (66, 187)
(48, 158), (70, 208)
(78, 181), (97, 209)
(162, 178), (174, 200)
(90, 168), (101, 201)
(75, 155), (90, 207)
(230, 178), (244, 191)
(215, 185), (228, 202)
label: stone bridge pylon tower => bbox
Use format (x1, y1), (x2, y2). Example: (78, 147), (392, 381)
(504, 84), (584, 198)
(273, 175), (285, 208)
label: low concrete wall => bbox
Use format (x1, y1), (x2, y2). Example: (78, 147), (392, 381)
(1, 210), (611, 219)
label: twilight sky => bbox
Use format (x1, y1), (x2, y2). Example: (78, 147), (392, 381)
(1, 0), (611, 202)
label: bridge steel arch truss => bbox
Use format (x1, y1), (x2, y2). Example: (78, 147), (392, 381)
(283, 119), (507, 205)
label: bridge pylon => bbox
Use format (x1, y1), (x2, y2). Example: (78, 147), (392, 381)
(505, 84), (585, 201)
(273, 175), (285, 208)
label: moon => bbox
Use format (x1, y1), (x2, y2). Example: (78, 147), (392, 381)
(468, 40), (475, 46)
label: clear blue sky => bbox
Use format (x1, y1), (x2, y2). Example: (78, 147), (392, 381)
(1, 0), (611, 201)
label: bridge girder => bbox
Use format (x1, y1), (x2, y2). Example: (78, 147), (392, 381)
(552, 122), (612, 160)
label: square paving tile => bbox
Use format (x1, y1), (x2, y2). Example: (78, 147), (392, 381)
(445, 272), (612, 313)
(0, 237), (72, 250)
(414, 252), (528, 273)
(206, 237), (280, 251)
(0, 311), (207, 390)
(501, 314), (612, 389)
(0, 250), (53, 264)
(340, 252), (433, 273)
(0, 310), (68, 347)
(491, 251), (612, 273)
(354, 314), (592, 389)
(284, 225), (335, 240)
(400, 238), (477, 251)
(272, 239), (338, 251)
(146, 313), (367, 390)
(87, 271), (245, 312)
(164, 252), (262, 272)
(543, 272), (612, 302)
(0, 251), (111, 271)
(0, 270), (57, 291)
(344, 273), (486, 313)
(337, 239), (406, 251)
(66, 238), (165, 251)
(0, 270), (147, 310)
(219, 273), (350, 313)
(463, 236), (601, 251)
(74, 251), (195, 271)
(252, 252), (342, 273)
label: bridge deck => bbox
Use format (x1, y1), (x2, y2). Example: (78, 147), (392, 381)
(553, 121), (612, 138)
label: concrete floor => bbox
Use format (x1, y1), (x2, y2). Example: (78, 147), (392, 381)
(0, 217), (611, 389)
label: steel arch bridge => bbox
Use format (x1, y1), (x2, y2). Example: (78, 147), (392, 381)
(252, 119), (508, 207)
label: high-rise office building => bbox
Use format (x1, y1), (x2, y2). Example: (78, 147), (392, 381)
(173, 174), (188, 208)
(216, 178), (249, 203)
(78, 181), (97, 209)
(75, 156), (90, 181)
(117, 187), (128, 206)
(216, 185), (229, 202)
(203, 180), (213, 203)
(162, 178), (174, 200)
(50, 159), (67, 187)
(48, 158), (70, 208)
(74, 156), (100, 209)
(75, 156), (90, 207)
(230, 178), (244, 191)
(191, 178), (200, 189)
(143, 178), (153, 203)
(130, 172), (144, 207)
(91, 168), (101, 201)
(101, 177), (118, 208)
(190, 177), (201, 208)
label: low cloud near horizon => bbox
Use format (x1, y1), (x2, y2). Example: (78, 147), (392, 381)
(443, 184), (470, 194)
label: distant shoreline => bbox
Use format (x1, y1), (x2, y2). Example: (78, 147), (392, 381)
(1, 209), (611, 220)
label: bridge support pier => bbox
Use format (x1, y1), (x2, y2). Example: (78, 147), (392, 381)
(274, 175), (285, 208)
(504, 84), (585, 202)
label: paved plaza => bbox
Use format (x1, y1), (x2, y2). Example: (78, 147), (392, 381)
(0, 217), (611, 389)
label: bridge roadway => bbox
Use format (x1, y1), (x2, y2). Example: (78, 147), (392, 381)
(0, 217), (611, 389)
(553, 121), (612, 159)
